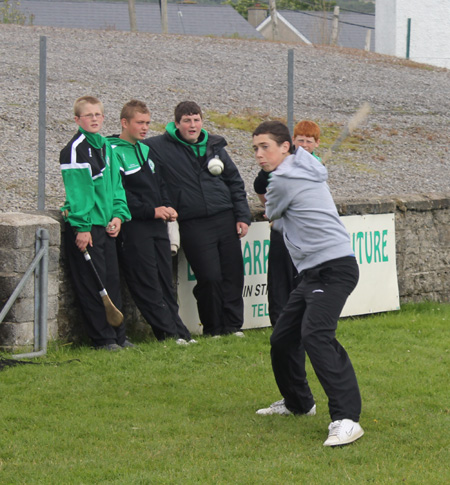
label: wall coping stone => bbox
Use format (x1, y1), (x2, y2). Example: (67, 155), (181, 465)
(252, 193), (450, 219)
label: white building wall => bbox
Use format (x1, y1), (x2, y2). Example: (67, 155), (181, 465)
(376, 0), (450, 69)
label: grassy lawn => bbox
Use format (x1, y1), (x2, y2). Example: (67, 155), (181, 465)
(0, 303), (448, 484)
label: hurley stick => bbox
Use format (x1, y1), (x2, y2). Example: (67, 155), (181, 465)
(83, 249), (123, 327)
(321, 102), (371, 165)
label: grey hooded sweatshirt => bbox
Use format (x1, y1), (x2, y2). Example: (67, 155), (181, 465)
(265, 147), (354, 274)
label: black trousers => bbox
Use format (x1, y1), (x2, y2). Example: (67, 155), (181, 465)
(270, 256), (361, 421)
(64, 223), (126, 347)
(179, 210), (244, 336)
(117, 220), (191, 341)
(267, 228), (298, 326)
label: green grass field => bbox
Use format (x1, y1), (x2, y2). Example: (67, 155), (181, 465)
(1, 302), (449, 484)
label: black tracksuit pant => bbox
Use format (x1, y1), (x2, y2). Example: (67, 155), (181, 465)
(117, 219), (191, 341)
(64, 223), (126, 347)
(270, 256), (362, 422)
(267, 228), (298, 326)
(179, 210), (244, 336)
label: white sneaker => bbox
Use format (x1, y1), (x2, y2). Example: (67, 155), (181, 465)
(233, 331), (245, 337)
(256, 399), (316, 416)
(323, 419), (364, 447)
(176, 338), (189, 345)
(188, 339), (198, 344)
(305, 404), (317, 416)
(256, 399), (291, 415)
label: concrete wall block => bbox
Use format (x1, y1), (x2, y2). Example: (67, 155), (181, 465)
(0, 213), (60, 249)
(48, 247), (61, 272)
(47, 318), (59, 340)
(0, 248), (59, 277)
(4, 292), (59, 323)
(0, 273), (35, 300)
(0, 271), (59, 302)
(47, 273), (59, 297)
(396, 195), (434, 212)
(0, 223), (37, 250)
(3, 297), (35, 322)
(46, 295), (59, 321)
(0, 247), (36, 273)
(0, 321), (34, 347)
(336, 197), (396, 216)
(0, 319), (58, 348)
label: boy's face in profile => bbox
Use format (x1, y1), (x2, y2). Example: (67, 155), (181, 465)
(121, 112), (151, 144)
(253, 134), (291, 172)
(75, 103), (104, 134)
(292, 135), (319, 154)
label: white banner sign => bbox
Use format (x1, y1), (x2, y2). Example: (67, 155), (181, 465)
(178, 214), (400, 334)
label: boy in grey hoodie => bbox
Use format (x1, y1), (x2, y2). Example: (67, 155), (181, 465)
(252, 121), (364, 447)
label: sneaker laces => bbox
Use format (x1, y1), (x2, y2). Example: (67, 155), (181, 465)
(328, 420), (343, 437)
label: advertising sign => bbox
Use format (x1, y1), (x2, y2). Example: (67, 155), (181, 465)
(177, 214), (400, 334)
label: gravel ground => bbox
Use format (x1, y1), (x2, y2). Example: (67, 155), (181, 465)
(1, 24), (449, 214)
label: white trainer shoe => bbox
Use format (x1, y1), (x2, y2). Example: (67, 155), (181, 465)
(323, 419), (364, 447)
(256, 399), (316, 416)
(176, 338), (198, 345)
(233, 331), (245, 337)
(305, 404), (317, 416)
(256, 399), (291, 415)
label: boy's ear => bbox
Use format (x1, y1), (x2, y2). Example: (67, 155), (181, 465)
(120, 118), (128, 131)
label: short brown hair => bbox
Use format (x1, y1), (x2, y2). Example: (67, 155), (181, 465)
(73, 96), (103, 117)
(120, 99), (150, 121)
(253, 121), (294, 153)
(293, 120), (320, 141)
(174, 101), (202, 123)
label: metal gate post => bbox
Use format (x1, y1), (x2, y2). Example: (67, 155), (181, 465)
(12, 228), (49, 359)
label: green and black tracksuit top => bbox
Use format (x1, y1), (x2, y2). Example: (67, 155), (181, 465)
(144, 123), (251, 225)
(108, 136), (172, 220)
(60, 128), (131, 232)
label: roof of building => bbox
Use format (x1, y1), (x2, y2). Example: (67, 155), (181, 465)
(258, 10), (375, 50)
(19, 1), (263, 39)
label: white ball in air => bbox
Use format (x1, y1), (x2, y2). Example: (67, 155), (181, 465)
(208, 157), (224, 176)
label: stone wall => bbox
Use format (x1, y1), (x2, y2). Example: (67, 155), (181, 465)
(0, 213), (61, 350)
(0, 193), (449, 347)
(334, 193), (450, 303)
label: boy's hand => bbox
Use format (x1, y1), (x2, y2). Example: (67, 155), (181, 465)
(236, 222), (249, 239)
(167, 207), (178, 222)
(76, 232), (93, 252)
(155, 206), (178, 221)
(106, 217), (122, 238)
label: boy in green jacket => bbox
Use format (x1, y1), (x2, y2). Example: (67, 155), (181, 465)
(108, 100), (193, 344)
(60, 95), (131, 350)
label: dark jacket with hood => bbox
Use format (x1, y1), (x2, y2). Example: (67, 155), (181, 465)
(144, 123), (251, 225)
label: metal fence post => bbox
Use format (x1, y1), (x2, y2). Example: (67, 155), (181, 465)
(406, 18), (411, 59)
(9, 228), (49, 359)
(38, 36), (47, 211)
(287, 49), (294, 136)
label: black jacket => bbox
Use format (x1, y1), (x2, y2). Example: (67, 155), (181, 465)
(144, 132), (251, 224)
